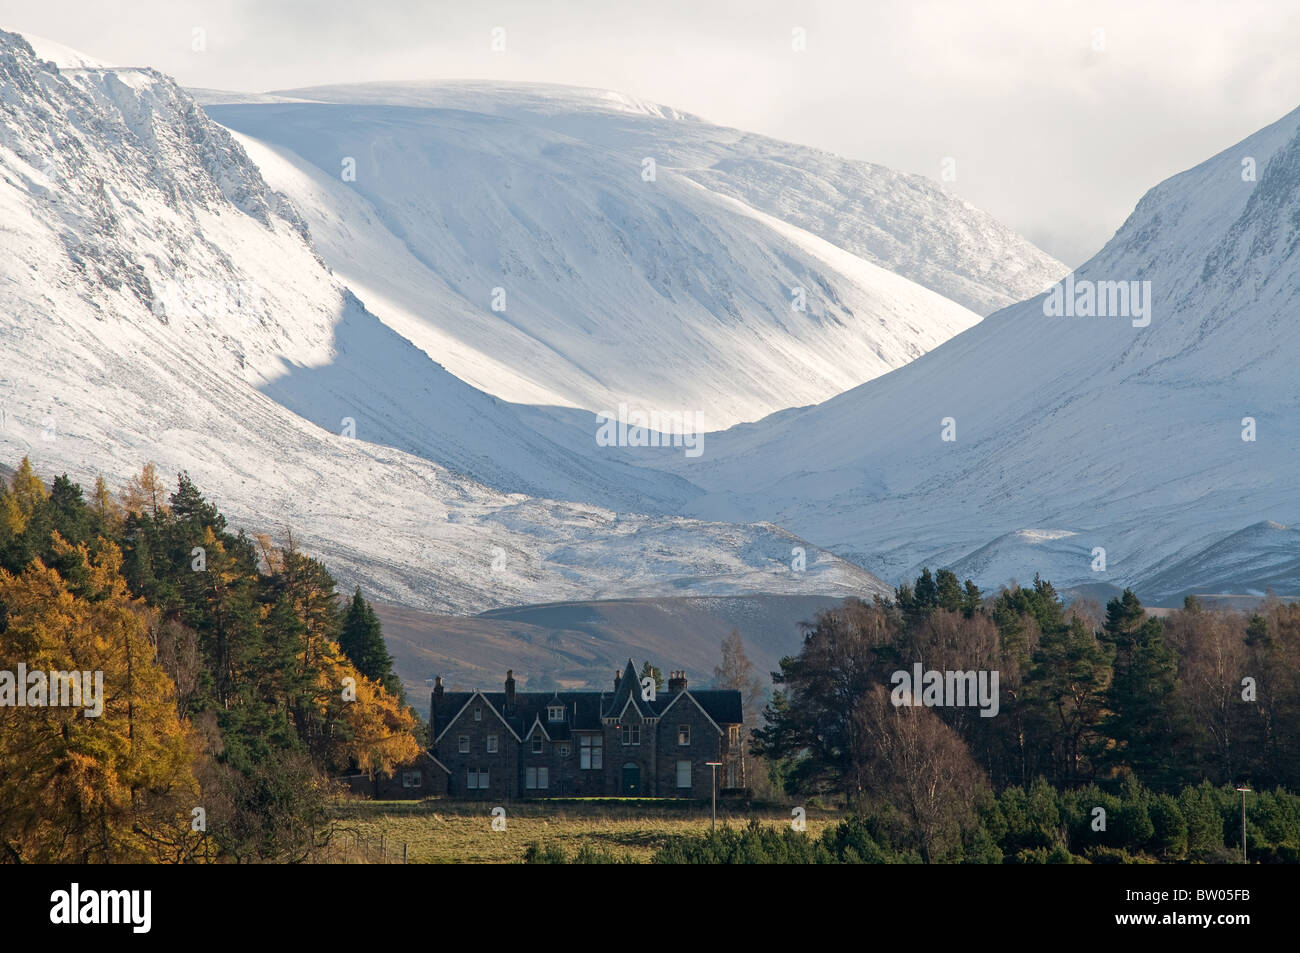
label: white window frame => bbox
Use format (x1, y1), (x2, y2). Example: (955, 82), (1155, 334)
(548, 705), (565, 722)
(676, 760), (692, 789)
(558, 743), (571, 758)
(678, 724), (691, 746)
(487, 734), (498, 753)
(402, 771), (422, 788)
(531, 736), (544, 754)
(474, 707), (482, 721)
(622, 724), (640, 746)
(458, 735), (469, 754)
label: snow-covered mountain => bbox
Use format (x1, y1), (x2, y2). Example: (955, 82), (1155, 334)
(661, 105), (1300, 601)
(198, 81), (1065, 426)
(0, 29), (888, 610)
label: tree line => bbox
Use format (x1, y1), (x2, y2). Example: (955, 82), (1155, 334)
(0, 457), (420, 862)
(743, 568), (1300, 861)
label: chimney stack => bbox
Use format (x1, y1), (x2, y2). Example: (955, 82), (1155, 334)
(614, 669), (622, 691)
(668, 670), (688, 694)
(430, 676), (444, 739)
(505, 669), (516, 711)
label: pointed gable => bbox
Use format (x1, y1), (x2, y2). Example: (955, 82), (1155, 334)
(604, 658), (643, 719)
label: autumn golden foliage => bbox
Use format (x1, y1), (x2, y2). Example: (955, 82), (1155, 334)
(0, 536), (201, 862)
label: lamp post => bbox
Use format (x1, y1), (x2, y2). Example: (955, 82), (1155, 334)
(706, 762), (722, 832)
(1235, 786), (1251, 863)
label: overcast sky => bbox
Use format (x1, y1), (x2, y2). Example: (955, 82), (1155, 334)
(4, 0), (1298, 266)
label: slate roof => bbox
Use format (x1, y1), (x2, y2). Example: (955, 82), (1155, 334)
(431, 659), (743, 740)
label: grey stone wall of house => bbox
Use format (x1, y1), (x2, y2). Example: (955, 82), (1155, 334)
(653, 699), (725, 798)
(341, 754), (449, 800)
(436, 699), (521, 800)
(606, 701), (658, 796)
(413, 663), (744, 801)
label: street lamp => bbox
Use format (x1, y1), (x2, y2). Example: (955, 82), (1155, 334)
(1235, 786), (1252, 863)
(705, 762), (722, 832)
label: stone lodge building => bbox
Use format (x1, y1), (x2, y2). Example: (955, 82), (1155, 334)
(415, 659), (745, 800)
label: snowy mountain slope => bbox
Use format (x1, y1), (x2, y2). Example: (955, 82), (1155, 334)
(211, 80), (1066, 315)
(661, 105), (1300, 597)
(0, 30), (888, 611)
(19, 33), (117, 69)
(0, 30), (689, 514)
(1136, 521), (1300, 603)
(200, 82), (1065, 425)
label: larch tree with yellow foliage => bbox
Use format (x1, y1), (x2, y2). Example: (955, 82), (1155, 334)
(0, 535), (202, 863)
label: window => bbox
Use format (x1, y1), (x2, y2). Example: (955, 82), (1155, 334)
(458, 735), (469, 754)
(558, 744), (571, 758)
(526, 766), (550, 790)
(487, 734), (498, 753)
(548, 705), (565, 722)
(531, 736), (544, 754)
(402, 771), (422, 788)
(466, 769), (489, 790)
(621, 724), (640, 746)
(676, 760), (692, 789)
(579, 735), (603, 769)
(678, 724), (691, 746)
(729, 725), (740, 745)
(474, 707), (482, 721)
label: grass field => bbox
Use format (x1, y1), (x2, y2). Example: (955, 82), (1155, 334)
(324, 798), (842, 863)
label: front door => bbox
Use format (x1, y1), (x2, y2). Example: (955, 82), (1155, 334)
(621, 763), (640, 795)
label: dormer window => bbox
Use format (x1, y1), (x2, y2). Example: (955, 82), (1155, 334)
(548, 705), (565, 722)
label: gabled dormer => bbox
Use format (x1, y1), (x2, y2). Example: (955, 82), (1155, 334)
(546, 692), (567, 725)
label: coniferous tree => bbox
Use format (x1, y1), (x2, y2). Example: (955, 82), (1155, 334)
(935, 568), (964, 613)
(1100, 590), (1186, 786)
(638, 660), (664, 693)
(1025, 615), (1112, 785)
(339, 587), (401, 700)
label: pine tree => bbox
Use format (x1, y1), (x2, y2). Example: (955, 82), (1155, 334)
(638, 660), (664, 693)
(935, 569), (964, 613)
(47, 474), (91, 546)
(339, 587), (401, 700)
(1025, 615), (1112, 784)
(1100, 590), (1185, 785)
